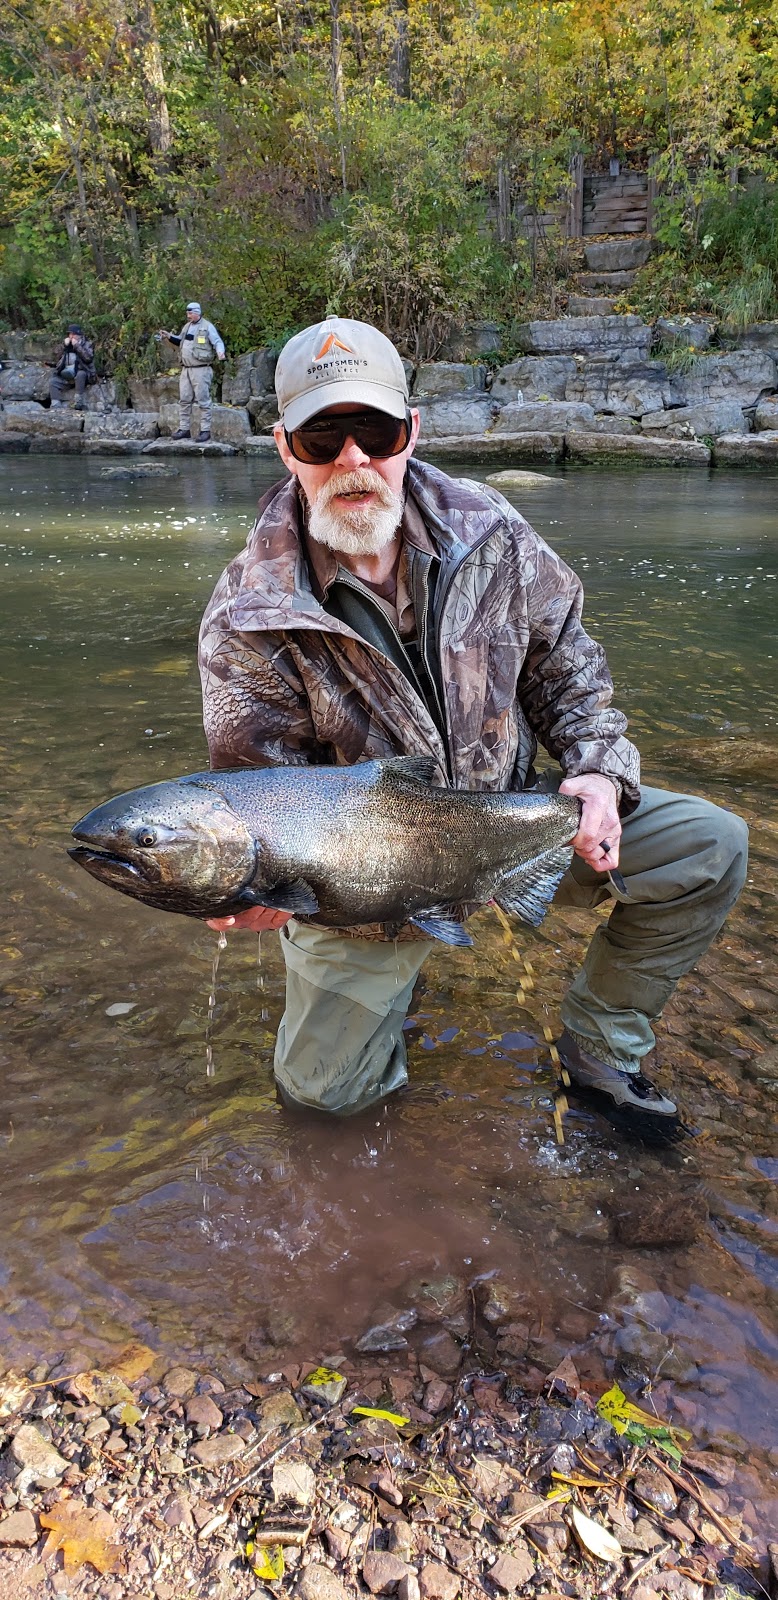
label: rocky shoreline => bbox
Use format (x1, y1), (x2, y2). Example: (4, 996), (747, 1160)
(2, 315), (778, 468)
(0, 1299), (771, 1600)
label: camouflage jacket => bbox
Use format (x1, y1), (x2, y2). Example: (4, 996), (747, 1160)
(199, 456), (639, 803)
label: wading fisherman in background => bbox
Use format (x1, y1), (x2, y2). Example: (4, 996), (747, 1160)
(157, 301), (225, 443)
(49, 324), (96, 410)
(198, 317), (748, 1142)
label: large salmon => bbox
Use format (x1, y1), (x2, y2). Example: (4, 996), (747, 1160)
(69, 757), (581, 944)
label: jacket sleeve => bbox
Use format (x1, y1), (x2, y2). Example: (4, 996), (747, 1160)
(206, 321), (225, 358)
(516, 528), (641, 811)
(199, 576), (325, 771)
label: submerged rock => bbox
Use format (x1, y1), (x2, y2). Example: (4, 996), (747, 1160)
(485, 468), (560, 487)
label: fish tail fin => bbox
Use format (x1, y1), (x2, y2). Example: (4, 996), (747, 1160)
(493, 844), (573, 928)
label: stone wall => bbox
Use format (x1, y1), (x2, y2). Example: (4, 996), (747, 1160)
(2, 319), (777, 465)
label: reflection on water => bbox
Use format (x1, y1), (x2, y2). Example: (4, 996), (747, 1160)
(1, 457), (776, 1529)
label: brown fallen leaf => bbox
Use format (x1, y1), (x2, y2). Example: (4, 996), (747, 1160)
(111, 1341), (156, 1383)
(73, 1370), (135, 1410)
(40, 1499), (122, 1575)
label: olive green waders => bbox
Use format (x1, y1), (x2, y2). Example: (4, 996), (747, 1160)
(179, 366), (213, 433)
(273, 783), (748, 1115)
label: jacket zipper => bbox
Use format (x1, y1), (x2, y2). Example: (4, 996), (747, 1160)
(432, 516), (503, 785)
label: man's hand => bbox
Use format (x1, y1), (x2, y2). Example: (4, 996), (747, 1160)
(559, 773), (622, 872)
(206, 907), (293, 933)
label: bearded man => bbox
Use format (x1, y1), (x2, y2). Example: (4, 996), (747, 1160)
(198, 318), (747, 1141)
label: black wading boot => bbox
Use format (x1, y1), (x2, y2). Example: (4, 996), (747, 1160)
(557, 1028), (686, 1145)
(171, 427), (190, 440)
(194, 430), (211, 444)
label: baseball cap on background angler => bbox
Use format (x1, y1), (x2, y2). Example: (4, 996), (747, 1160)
(275, 318), (409, 432)
(186, 301), (202, 313)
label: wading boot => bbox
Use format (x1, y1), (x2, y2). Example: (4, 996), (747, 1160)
(170, 428), (190, 440)
(194, 430), (211, 444)
(557, 1028), (686, 1145)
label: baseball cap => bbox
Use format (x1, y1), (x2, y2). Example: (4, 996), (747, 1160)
(275, 317), (408, 431)
(186, 301), (202, 313)
(67, 323), (82, 334)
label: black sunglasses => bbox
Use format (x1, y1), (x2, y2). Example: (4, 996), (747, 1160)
(285, 407), (412, 465)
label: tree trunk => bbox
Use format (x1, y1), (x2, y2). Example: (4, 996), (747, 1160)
(387, 0), (410, 98)
(330, 0), (347, 194)
(129, 0), (171, 167)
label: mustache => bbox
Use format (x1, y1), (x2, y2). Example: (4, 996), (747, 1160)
(316, 469), (398, 511)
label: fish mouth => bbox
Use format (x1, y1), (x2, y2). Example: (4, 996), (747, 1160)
(68, 844), (147, 885)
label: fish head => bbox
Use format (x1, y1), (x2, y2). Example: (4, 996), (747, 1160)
(69, 777), (257, 915)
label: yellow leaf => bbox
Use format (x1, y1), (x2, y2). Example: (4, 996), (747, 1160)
(571, 1504), (623, 1563)
(351, 1405), (409, 1426)
(111, 1342), (156, 1383)
(41, 1499), (122, 1575)
(74, 1371), (135, 1410)
(246, 1540), (284, 1580)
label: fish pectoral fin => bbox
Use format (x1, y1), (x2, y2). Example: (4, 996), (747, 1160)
(384, 756), (441, 786)
(493, 844), (573, 928)
(238, 879), (320, 916)
(410, 912), (473, 946)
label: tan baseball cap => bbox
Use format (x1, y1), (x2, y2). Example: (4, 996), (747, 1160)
(275, 317), (408, 431)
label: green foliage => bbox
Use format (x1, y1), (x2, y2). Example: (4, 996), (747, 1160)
(0, 0), (776, 363)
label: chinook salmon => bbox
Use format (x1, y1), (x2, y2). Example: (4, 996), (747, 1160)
(69, 757), (582, 945)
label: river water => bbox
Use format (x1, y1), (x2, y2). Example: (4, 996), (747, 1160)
(1, 456), (776, 1532)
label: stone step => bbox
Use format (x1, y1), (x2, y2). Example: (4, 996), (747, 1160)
(577, 270), (638, 291)
(584, 238), (652, 273)
(567, 296), (615, 316)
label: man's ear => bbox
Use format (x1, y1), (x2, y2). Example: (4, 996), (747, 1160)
(273, 422), (298, 475)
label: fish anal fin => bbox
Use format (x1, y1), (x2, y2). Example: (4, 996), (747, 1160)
(494, 844), (573, 928)
(411, 913), (473, 946)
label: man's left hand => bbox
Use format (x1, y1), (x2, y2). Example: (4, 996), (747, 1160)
(559, 773), (622, 872)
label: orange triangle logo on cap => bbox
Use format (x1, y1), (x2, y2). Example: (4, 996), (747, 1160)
(314, 331), (353, 360)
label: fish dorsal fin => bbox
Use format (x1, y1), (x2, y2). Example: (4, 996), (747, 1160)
(493, 844), (573, 928)
(382, 756), (440, 786)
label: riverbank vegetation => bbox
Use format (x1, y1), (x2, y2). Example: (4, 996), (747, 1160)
(1, 0), (777, 369)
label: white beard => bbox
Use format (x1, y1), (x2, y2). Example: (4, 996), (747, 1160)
(307, 469), (403, 556)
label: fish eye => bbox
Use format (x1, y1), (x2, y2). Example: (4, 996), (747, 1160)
(136, 828), (157, 848)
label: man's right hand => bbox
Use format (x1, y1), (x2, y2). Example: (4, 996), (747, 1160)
(206, 908), (293, 933)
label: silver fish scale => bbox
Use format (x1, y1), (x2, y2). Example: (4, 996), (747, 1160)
(210, 760), (580, 927)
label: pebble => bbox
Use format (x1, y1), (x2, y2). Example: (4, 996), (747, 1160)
(0, 1508), (38, 1547)
(397, 1577), (421, 1600)
(362, 1549), (414, 1592)
(490, 1547), (535, 1591)
(84, 1416), (111, 1439)
(634, 1466), (678, 1514)
(6, 1422), (68, 1489)
(162, 1366), (198, 1399)
(185, 1395), (224, 1430)
(418, 1559), (459, 1599)
(157, 1448), (186, 1475)
(295, 1564), (351, 1600)
(423, 1379), (453, 1415)
(191, 1434), (246, 1468)
(300, 1368), (347, 1406)
(324, 1523), (351, 1561)
(257, 1391), (304, 1435)
(356, 1309), (417, 1353)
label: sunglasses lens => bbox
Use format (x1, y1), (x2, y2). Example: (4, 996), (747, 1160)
(288, 411), (410, 464)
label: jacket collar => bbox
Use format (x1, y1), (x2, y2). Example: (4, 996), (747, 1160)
(226, 459), (504, 634)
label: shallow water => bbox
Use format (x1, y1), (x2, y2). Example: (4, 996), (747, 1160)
(1, 456), (777, 1530)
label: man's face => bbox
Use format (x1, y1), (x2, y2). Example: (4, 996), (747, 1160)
(274, 403), (420, 556)
(186, 309), (201, 323)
